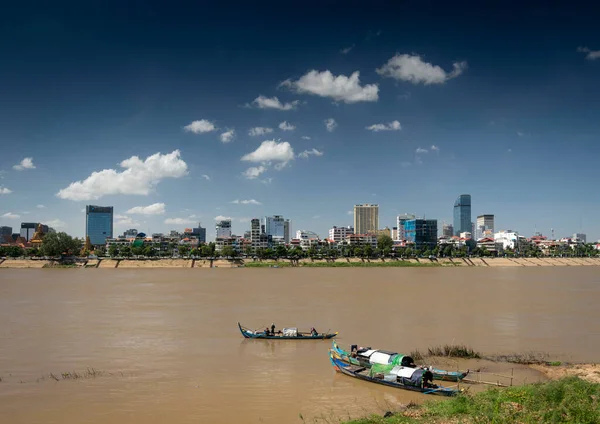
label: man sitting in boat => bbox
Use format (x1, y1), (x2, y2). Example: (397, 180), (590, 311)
(421, 370), (437, 389)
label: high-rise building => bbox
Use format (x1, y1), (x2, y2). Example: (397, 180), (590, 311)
(216, 219), (232, 238)
(391, 227), (398, 241)
(476, 215), (495, 240)
(329, 226), (354, 243)
(442, 223), (454, 238)
(265, 215), (286, 240)
(573, 233), (587, 243)
(453, 194), (471, 236)
(0, 226), (12, 237)
(86, 205), (114, 246)
(405, 219), (438, 249)
(251, 218), (268, 250)
(396, 214), (416, 240)
(283, 219), (291, 243)
(354, 204), (379, 235)
(123, 229), (138, 238)
(193, 223), (207, 243)
(20, 222), (41, 241)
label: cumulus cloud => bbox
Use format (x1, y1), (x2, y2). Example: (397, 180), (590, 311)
(340, 45), (354, 54)
(430, 145), (440, 152)
(416, 147), (428, 154)
(13, 157), (36, 171)
(127, 202), (166, 215)
(298, 148), (324, 159)
(242, 166), (267, 180)
(577, 46), (600, 60)
(45, 219), (67, 229)
(280, 70), (378, 103)
(377, 54), (468, 85)
(1, 212), (20, 219)
(201, 174), (211, 180)
(214, 215), (232, 221)
(183, 119), (217, 133)
(279, 121), (295, 131)
(0, 186), (12, 194)
(231, 199), (262, 205)
(301, 136), (311, 140)
(248, 127), (274, 137)
(164, 217), (195, 225)
(241, 140), (295, 167)
(366, 120), (401, 132)
(56, 150), (188, 201)
(324, 118), (337, 132)
(220, 129), (235, 143)
(251, 95), (299, 110)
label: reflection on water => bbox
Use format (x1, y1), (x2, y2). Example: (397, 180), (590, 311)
(0, 267), (598, 423)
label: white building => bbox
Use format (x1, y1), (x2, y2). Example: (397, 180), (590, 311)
(396, 214), (415, 241)
(476, 215), (495, 240)
(494, 230), (529, 251)
(328, 226), (353, 243)
(573, 233), (587, 244)
(296, 230), (320, 240)
(216, 219), (232, 238)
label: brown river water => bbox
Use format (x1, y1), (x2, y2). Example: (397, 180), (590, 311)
(1, 267), (599, 423)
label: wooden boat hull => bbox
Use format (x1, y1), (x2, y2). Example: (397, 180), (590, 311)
(238, 322), (338, 340)
(331, 340), (468, 382)
(329, 350), (460, 396)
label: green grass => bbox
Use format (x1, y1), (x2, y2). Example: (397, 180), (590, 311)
(243, 260), (439, 268)
(410, 344), (481, 361)
(344, 377), (600, 424)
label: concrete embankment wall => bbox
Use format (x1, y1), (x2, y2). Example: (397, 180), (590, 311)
(0, 259), (49, 268)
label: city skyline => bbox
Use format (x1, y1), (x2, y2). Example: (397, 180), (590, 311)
(1, 2), (599, 241)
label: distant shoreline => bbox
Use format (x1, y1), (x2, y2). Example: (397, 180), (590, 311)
(1, 257), (600, 268)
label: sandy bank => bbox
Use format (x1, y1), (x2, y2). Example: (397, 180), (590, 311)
(530, 363), (600, 384)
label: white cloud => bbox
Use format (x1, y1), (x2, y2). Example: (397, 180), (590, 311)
(278, 121), (295, 131)
(366, 120), (401, 132)
(1, 212), (20, 219)
(201, 174), (211, 181)
(45, 219), (66, 229)
(301, 136), (311, 140)
(183, 119), (217, 134)
(251, 95), (299, 110)
(298, 148), (324, 159)
(248, 127), (274, 137)
(164, 217), (195, 225)
(114, 214), (139, 226)
(324, 118), (337, 132)
(281, 70), (378, 103)
(231, 199), (262, 205)
(313, 215), (320, 219)
(347, 210), (353, 215)
(507, 148), (512, 153)
(80, 208), (86, 213)
(377, 54), (467, 85)
(56, 150), (188, 201)
(127, 202), (166, 215)
(0, 187), (12, 195)
(577, 46), (600, 60)
(416, 147), (428, 154)
(220, 129), (235, 143)
(13, 157), (36, 171)
(340, 45), (354, 54)
(242, 166), (267, 180)
(430, 145), (440, 152)
(241, 140), (295, 167)
(517, 131), (524, 137)
(261, 177), (273, 185)
(214, 215), (232, 221)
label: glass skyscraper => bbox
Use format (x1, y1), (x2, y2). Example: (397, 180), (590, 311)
(86, 205), (113, 245)
(405, 219), (438, 249)
(453, 194), (471, 236)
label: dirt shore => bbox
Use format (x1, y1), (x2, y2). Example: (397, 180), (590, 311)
(530, 363), (600, 383)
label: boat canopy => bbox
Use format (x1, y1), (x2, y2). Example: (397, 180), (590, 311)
(359, 350), (414, 367)
(282, 328), (297, 336)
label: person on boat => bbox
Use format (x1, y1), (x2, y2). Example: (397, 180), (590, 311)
(421, 370), (438, 389)
(264, 327), (270, 336)
(271, 323), (276, 335)
(311, 327), (318, 336)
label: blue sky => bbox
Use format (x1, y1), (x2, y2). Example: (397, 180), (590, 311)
(1, 1), (599, 241)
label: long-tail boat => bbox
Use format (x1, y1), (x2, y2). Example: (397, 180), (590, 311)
(238, 322), (338, 339)
(331, 340), (469, 382)
(329, 349), (461, 396)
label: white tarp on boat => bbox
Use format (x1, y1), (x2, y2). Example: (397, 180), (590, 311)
(358, 349), (377, 358)
(390, 366), (417, 379)
(369, 351), (394, 365)
(282, 328), (297, 336)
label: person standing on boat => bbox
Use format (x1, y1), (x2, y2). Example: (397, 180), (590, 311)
(271, 323), (275, 335)
(311, 327), (318, 336)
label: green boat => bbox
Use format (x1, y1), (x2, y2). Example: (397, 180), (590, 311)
(331, 340), (469, 382)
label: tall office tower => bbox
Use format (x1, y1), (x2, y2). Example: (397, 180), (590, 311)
(453, 194), (471, 236)
(265, 215), (286, 241)
(354, 204), (379, 235)
(396, 213), (416, 240)
(476, 215), (495, 240)
(86, 205), (113, 245)
(193, 223), (207, 243)
(215, 219), (232, 238)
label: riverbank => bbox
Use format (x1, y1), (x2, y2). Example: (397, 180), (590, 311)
(1, 257), (600, 268)
(344, 364), (600, 424)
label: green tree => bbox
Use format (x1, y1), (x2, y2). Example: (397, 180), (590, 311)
(95, 246), (106, 257)
(143, 246), (155, 257)
(108, 245), (119, 257)
(178, 245), (190, 257)
(132, 246), (144, 256)
(307, 246), (318, 258)
(289, 246), (303, 258)
(40, 232), (82, 257)
(275, 244), (287, 259)
(377, 235), (394, 252)
(201, 245), (212, 257)
(263, 247), (274, 259)
(27, 247), (41, 257)
(221, 246), (236, 258)
(120, 245), (132, 258)
(364, 244), (373, 258)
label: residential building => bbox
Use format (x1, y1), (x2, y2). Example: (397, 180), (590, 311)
(296, 230), (320, 240)
(329, 226), (354, 244)
(1, 226), (13, 237)
(391, 227), (398, 240)
(476, 215), (494, 240)
(477, 237), (502, 255)
(243, 230), (251, 239)
(215, 219), (232, 238)
(494, 230), (529, 251)
(86, 205), (113, 246)
(192, 223), (207, 243)
(123, 229), (138, 238)
(396, 214), (416, 240)
(453, 194), (471, 236)
(442, 223), (454, 238)
(354, 204), (379, 235)
(250, 218), (269, 250)
(345, 233), (377, 249)
(405, 219), (438, 249)
(573, 233), (587, 244)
